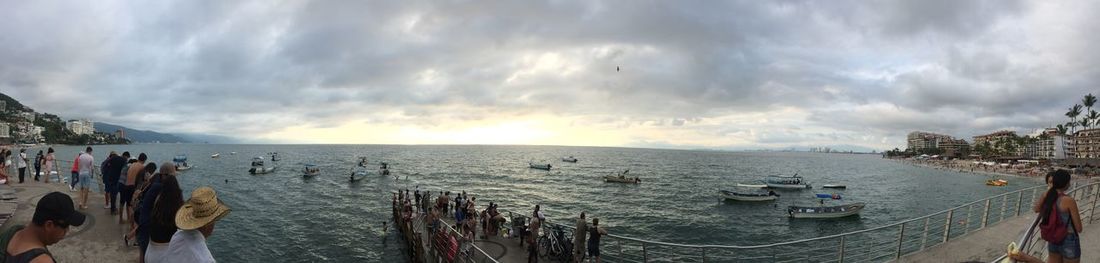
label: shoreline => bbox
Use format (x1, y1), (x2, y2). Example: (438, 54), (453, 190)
(891, 158), (1046, 182)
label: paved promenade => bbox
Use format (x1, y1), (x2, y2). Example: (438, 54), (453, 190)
(0, 180), (134, 262)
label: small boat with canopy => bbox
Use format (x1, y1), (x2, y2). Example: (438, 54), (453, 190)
(173, 155), (192, 171)
(302, 164), (320, 178)
(529, 162), (552, 170)
(248, 156), (276, 175)
(787, 193), (864, 218)
(765, 174), (811, 189)
(720, 188), (779, 202)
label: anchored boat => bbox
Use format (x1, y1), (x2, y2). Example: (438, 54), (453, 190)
(302, 164), (320, 178)
(529, 162), (552, 170)
(787, 203), (865, 218)
(173, 155), (191, 171)
(248, 156), (276, 175)
(604, 175), (640, 184)
(736, 183), (767, 188)
(986, 179), (1008, 186)
(720, 189), (779, 202)
(562, 156), (578, 163)
(765, 174), (811, 189)
(211, 153), (220, 158)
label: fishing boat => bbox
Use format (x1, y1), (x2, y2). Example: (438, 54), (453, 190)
(562, 156), (578, 163)
(822, 184), (847, 189)
(211, 153), (220, 158)
(736, 183), (767, 188)
(720, 189), (779, 202)
(986, 179), (1008, 186)
(379, 162), (391, 176)
(230, 152), (237, 155)
(787, 203), (865, 218)
(529, 162), (552, 170)
(604, 175), (640, 184)
(349, 167), (369, 182)
(765, 174), (811, 189)
(173, 155), (192, 171)
(248, 157), (276, 175)
(302, 164), (320, 178)
(269, 152), (281, 162)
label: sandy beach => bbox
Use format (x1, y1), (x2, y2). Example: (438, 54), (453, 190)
(0, 177), (133, 262)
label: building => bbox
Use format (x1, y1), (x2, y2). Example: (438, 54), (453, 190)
(0, 122), (9, 138)
(66, 119), (95, 135)
(939, 139), (970, 158)
(907, 131), (956, 152)
(19, 112), (34, 122)
(1073, 128), (1100, 159)
(115, 129), (125, 139)
(1035, 128), (1069, 160)
(973, 130), (1017, 147)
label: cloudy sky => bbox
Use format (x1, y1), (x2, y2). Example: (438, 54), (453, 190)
(3, 0), (1099, 149)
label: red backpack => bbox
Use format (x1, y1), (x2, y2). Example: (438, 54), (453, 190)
(1039, 194), (1069, 245)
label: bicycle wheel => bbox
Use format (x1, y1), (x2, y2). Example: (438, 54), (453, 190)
(539, 236), (550, 257)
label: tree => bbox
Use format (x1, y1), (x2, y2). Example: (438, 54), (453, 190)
(1056, 124), (1068, 136)
(1068, 104), (1083, 133)
(1084, 93), (1096, 128)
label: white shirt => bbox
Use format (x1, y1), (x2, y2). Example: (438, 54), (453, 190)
(146, 230), (215, 263)
(77, 153), (94, 175)
(16, 152), (27, 168)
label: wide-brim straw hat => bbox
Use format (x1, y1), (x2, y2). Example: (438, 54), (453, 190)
(176, 187), (231, 230)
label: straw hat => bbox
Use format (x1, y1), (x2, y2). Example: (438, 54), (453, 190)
(176, 187), (231, 230)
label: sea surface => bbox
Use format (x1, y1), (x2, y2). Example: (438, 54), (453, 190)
(35, 144), (1041, 262)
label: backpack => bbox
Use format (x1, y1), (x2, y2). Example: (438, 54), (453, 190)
(1039, 194), (1072, 245)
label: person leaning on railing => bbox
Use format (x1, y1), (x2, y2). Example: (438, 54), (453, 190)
(1034, 170), (1083, 262)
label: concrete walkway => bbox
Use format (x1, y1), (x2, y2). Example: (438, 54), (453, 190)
(0, 180), (134, 262)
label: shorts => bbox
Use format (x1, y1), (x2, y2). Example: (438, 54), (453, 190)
(103, 178), (118, 193)
(78, 173), (93, 189)
(120, 185), (136, 206)
(1048, 233), (1081, 259)
(588, 242), (600, 257)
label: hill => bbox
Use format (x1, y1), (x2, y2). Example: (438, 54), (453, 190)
(94, 123), (189, 143)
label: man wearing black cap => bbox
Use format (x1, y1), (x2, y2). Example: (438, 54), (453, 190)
(3, 192), (86, 262)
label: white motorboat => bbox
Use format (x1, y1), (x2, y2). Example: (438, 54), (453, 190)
(249, 157), (276, 175)
(720, 189), (779, 202)
(211, 153), (220, 158)
(822, 184), (847, 189)
(173, 155), (191, 171)
(604, 175), (640, 184)
(787, 203), (865, 218)
(302, 164), (320, 178)
(562, 156), (578, 163)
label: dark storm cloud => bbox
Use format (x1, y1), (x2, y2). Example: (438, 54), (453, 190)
(0, 0), (1096, 147)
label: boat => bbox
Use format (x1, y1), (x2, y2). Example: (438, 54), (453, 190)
(529, 162), (552, 170)
(986, 179), (1008, 186)
(562, 156), (578, 163)
(736, 183), (767, 188)
(302, 164), (320, 178)
(230, 152), (237, 155)
(765, 174), (811, 189)
(349, 167), (369, 182)
(787, 203), (865, 218)
(173, 155), (192, 171)
(604, 175), (640, 184)
(248, 157), (276, 175)
(270, 152), (280, 162)
(379, 162), (390, 176)
(211, 153), (220, 158)
(822, 184), (847, 189)
(720, 189), (779, 201)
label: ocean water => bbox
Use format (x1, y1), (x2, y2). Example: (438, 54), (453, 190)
(36, 144), (1041, 262)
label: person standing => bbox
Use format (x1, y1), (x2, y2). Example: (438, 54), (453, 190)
(139, 163), (182, 263)
(68, 153), (80, 192)
(104, 151), (127, 214)
(16, 149), (27, 184)
(32, 150), (42, 182)
(527, 207), (542, 263)
(1, 192), (86, 262)
(43, 148), (55, 183)
(587, 218), (608, 263)
(151, 186), (230, 263)
(121, 153), (147, 223)
(573, 212), (588, 262)
(1039, 170), (1083, 262)
(77, 147), (95, 209)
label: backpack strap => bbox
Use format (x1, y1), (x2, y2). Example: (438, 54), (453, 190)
(0, 225), (26, 262)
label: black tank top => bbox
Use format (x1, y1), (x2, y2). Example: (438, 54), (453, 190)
(6, 248), (52, 263)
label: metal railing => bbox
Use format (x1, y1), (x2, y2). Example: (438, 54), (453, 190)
(492, 184), (1055, 262)
(991, 180), (1100, 262)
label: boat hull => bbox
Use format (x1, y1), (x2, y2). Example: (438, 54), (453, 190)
(176, 165), (192, 171)
(736, 183), (767, 188)
(529, 164), (551, 170)
(788, 203), (864, 218)
(766, 183), (811, 189)
(822, 184), (846, 189)
(720, 191), (776, 202)
(249, 167), (276, 175)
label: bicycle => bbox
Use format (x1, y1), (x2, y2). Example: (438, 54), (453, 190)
(538, 224), (573, 262)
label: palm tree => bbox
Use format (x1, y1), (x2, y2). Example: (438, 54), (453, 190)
(1056, 124), (1068, 136)
(1083, 93), (1096, 126)
(1089, 110), (1100, 130)
(1067, 104), (1083, 133)
(1081, 119), (1090, 131)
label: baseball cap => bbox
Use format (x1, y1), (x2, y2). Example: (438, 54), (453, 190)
(33, 192), (86, 227)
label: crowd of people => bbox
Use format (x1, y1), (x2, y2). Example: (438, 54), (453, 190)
(389, 184), (611, 263)
(0, 146), (232, 263)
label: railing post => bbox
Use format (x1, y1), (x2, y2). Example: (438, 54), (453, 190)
(981, 199), (991, 228)
(964, 205), (972, 234)
(642, 243), (648, 263)
(617, 239), (622, 260)
(920, 217), (930, 250)
(700, 247), (706, 263)
(1016, 191), (1025, 216)
(1000, 194), (1008, 220)
(943, 210), (954, 242)
(838, 235), (845, 263)
(1092, 185), (1099, 224)
(896, 222), (906, 259)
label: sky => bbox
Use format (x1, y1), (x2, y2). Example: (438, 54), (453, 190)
(2, 0), (1099, 150)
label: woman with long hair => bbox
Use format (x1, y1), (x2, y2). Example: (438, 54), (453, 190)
(1039, 170), (1083, 262)
(139, 163), (184, 263)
